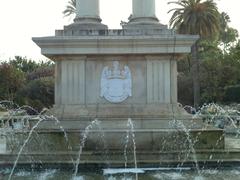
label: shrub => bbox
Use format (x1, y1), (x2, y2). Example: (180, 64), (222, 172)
(16, 77), (54, 111)
(224, 85), (240, 103)
(0, 63), (25, 101)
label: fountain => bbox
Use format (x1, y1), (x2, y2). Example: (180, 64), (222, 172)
(1, 0), (240, 179)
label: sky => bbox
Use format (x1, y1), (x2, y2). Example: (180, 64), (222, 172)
(0, 0), (239, 61)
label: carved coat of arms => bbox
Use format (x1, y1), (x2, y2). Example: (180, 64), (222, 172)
(100, 61), (132, 103)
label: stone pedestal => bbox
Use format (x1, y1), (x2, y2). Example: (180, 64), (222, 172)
(33, 30), (198, 120)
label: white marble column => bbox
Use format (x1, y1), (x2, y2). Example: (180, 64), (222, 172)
(75, 0), (101, 23)
(129, 0), (159, 24)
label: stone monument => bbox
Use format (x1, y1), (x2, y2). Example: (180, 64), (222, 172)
(33, 0), (198, 121)
(30, 0), (224, 165)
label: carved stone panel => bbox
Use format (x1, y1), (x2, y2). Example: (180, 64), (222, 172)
(100, 61), (132, 103)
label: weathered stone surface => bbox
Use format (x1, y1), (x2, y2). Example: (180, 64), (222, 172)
(33, 34), (197, 55)
(6, 128), (224, 153)
(0, 136), (6, 153)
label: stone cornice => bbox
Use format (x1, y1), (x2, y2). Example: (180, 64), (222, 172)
(32, 34), (198, 58)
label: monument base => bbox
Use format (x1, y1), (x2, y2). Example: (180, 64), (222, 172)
(2, 113), (239, 168)
(51, 104), (192, 120)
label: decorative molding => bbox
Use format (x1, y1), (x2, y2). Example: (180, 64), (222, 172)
(32, 35), (198, 58)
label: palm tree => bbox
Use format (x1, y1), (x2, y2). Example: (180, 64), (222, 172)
(63, 0), (76, 17)
(168, 0), (220, 108)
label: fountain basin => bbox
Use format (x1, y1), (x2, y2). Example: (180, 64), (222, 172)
(5, 129), (224, 151)
(1, 116), (239, 169)
(1, 117), (232, 168)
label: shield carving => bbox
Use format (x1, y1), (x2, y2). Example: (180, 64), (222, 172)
(100, 61), (132, 103)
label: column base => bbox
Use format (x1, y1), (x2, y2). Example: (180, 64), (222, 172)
(128, 16), (159, 24)
(62, 18), (108, 35)
(74, 16), (102, 24)
(124, 16), (168, 30)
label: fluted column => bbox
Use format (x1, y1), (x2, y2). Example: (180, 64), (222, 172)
(129, 0), (159, 24)
(75, 0), (101, 23)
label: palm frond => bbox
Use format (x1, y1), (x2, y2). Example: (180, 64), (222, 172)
(63, 0), (76, 17)
(168, 0), (220, 38)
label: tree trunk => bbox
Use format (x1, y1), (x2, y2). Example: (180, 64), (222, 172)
(191, 43), (200, 108)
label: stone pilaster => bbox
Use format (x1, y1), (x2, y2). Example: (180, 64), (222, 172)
(54, 56), (86, 105)
(146, 56), (171, 104)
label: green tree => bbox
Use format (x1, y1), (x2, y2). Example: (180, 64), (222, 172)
(16, 77), (54, 111)
(168, 0), (220, 108)
(219, 12), (238, 52)
(198, 40), (225, 102)
(63, 0), (76, 17)
(27, 66), (54, 81)
(0, 57), (54, 110)
(194, 37), (240, 104)
(228, 41), (240, 61)
(0, 63), (25, 101)
(9, 56), (53, 73)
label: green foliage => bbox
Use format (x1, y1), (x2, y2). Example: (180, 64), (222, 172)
(169, 1), (240, 106)
(228, 41), (240, 62)
(168, 0), (221, 108)
(177, 56), (194, 105)
(9, 56), (39, 73)
(219, 12), (239, 51)
(16, 77), (54, 111)
(178, 72), (194, 105)
(0, 63), (25, 101)
(168, 0), (220, 38)
(63, 0), (76, 17)
(9, 56), (53, 73)
(197, 41), (222, 102)
(224, 85), (240, 103)
(27, 66), (54, 81)
(177, 38), (240, 105)
(0, 56), (54, 111)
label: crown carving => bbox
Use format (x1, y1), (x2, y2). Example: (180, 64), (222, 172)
(106, 61), (127, 79)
